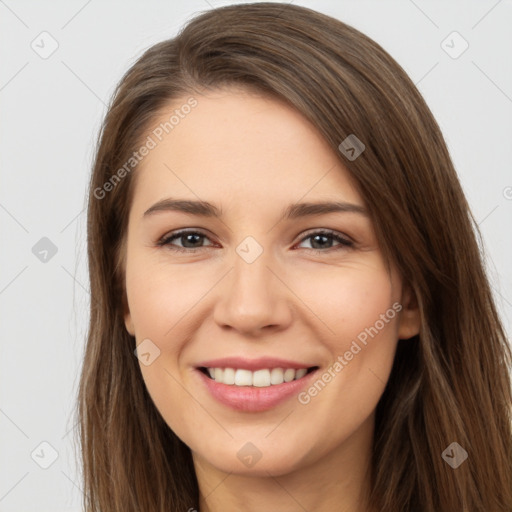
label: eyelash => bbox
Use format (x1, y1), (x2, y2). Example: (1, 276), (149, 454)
(156, 229), (354, 253)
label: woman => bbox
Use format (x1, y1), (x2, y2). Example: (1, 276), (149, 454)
(77, 3), (512, 511)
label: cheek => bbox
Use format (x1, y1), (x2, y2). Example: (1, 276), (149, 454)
(125, 258), (216, 341)
(293, 264), (400, 397)
(293, 266), (400, 423)
(292, 262), (397, 341)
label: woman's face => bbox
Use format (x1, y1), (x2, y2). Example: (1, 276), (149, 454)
(123, 88), (420, 477)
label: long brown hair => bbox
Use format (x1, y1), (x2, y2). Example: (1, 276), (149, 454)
(77, 3), (512, 510)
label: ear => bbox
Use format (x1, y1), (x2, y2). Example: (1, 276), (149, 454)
(122, 290), (135, 336)
(397, 283), (421, 340)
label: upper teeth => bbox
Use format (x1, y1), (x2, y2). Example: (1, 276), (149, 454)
(206, 367), (308, 387)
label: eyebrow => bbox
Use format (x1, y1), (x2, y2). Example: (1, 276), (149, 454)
(143, 198), (368, 220)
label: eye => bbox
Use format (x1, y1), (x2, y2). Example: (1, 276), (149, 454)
(157, 230), (215, 252)
(157, 228), (354, 253)
(295, 230), (354, 252)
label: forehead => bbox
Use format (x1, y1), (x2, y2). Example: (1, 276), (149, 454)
(130, 89), (363, 215)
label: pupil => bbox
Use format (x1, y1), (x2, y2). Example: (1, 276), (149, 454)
(312, 234), (331, 249)
(184, 234), (202, 247)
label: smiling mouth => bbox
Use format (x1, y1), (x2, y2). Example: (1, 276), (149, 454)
(198, 366), (318, 387)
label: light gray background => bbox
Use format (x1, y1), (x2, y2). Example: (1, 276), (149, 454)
(1, 0), (511, 510)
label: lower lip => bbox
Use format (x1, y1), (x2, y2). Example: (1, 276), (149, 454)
(196, 368), (318, 412)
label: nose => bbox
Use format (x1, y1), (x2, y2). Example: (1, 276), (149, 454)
(213, 249), (293, 336)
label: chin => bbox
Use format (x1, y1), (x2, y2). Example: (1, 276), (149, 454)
(193, 441), (309, 477)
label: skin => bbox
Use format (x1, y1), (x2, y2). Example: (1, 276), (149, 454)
(123, 87), (421, 512)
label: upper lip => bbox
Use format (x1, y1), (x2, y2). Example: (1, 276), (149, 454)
(196, 356), (317, 371)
